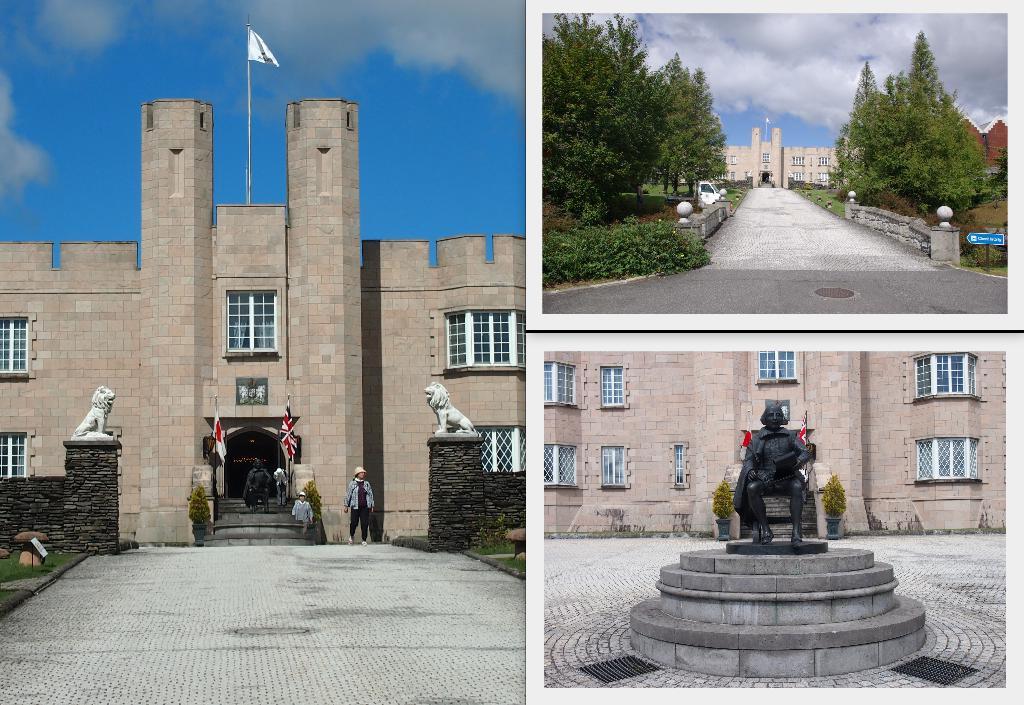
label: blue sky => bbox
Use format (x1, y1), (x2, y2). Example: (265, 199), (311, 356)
(0, 1), (525, 249)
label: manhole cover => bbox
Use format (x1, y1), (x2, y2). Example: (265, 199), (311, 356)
(891, 656), (979, 685)
(580, 655), (660, 684)
(815, 287), (856, 299)
(232, 627), (311, 637)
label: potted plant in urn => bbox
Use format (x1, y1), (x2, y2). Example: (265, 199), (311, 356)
(822, 474), (847, 540)
(188, 485), (211, 546)
(712, 479), (733, 541)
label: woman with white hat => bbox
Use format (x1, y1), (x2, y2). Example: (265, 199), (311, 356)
(344, 467), (374, 545)
(292, 490), (313, 535)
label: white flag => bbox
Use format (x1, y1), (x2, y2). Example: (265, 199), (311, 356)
(248, 28), (279, 67)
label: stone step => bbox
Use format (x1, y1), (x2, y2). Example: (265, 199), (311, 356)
(660, 562), (895, 594)
(217, 511), (297, 525)
(739, 494), (817, 538)
(679, 548), (874, 576)
(212, 524), (311, 540)
(203, 536), (315, 547)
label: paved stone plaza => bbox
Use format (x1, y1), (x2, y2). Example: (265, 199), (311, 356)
(0, 546), (525, 705)
(545, 535), (1004, 687)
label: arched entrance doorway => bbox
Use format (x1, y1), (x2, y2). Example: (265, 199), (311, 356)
(224, 429), (284, 498)
(761, 171), (772, 186)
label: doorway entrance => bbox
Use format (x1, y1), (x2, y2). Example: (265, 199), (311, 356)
(761, 171), (772, 186)
(225, 430), (284, 498)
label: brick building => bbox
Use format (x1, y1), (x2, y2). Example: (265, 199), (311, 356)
(0, 98), (525, 544)
(544, 351), (1004, 535)
(724, 127), (837, 188)
(965, 116), (1008, 169)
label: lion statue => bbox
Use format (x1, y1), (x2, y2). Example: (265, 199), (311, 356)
(72, 386), (116, 438)
(424, 382), (477, 435)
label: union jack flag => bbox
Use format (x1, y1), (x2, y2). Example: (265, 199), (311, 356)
(279, 403), (297, 459)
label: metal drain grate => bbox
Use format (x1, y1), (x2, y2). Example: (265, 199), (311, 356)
(815, 287), (856, 299)
(580, 655), (660, 684)
(891, 656), (979, 685)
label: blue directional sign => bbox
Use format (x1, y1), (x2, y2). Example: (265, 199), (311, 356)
(967, 232), (1005, 246)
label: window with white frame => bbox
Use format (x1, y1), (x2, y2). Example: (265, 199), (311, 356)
(674, 444), (687, 485)
(544, 362), (575, 404)
(602, 446), (625, 486)
(730, 155), (737, 165)
(544, 444), (576, 485)
(1, 318), (28, 372)
(914, 353), (977, 398)
(601, 366), (624, 406)
(819, 156), (830, 166)
(817, 172), (830, 184)
(227, 292), (276, 351)
(916, 437), (978, 480)
(795, 172), (804, 181)
(762, 153), (770, 163)
(0, 433), (27, 478)
(729, 171), (735, 180)
(792, 156), (804, 166)
(479, 426), (525, 473)
(758, 351), (796, 380)
(446, 311), (525, 368)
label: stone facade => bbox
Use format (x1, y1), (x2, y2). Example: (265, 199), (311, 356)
(0, 439), (120, 554)
(724, 127), (836, 189)
(0, 99), (525, 545)
(545, 351), (1005, 534)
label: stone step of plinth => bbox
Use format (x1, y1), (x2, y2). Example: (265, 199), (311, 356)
(217, 511), (298, 525)
(660, 562), (895, 594)
(203, 536), (315, 547)
(679, 548), (874, 576)
(211, 524), (311, 540)
(629, 596), (926, 677)
(739, 493), (818, 539)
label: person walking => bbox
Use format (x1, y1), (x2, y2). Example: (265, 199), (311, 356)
(292, 490), (313, 535)
(344, 467), (374, 545)
(273, 466), (288, 506)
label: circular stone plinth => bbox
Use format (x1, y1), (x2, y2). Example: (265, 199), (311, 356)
(660, 562), (896, 594)
(726, 540), (827, 555)
(680, 548), (874, 576)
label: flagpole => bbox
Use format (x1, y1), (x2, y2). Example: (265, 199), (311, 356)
(246, 19), (252, 205)
(286, 393), (292, 500)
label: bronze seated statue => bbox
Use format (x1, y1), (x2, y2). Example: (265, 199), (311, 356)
(733, 402), (811, 544)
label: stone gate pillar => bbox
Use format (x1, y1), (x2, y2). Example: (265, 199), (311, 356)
(427, 434), (483, 552)
(63, 438), (121, 555)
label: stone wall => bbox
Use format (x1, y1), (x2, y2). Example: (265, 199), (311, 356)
(845, 204), (960, 263)
(483, 472), (526, 528)
(675, 201), (731, 241)
(0, 439), (120, 553)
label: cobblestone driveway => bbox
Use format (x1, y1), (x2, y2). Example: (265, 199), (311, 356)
(545, 535), (1004, 688)
(0, 545), (524, 705)
(708, 188), (939, 271)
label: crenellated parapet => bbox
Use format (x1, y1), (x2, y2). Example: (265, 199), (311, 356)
(0, 242), (139, 290)
(361, 234), (524, 292)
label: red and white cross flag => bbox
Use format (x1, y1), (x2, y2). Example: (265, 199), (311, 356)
(740, 429), (752, 460)
(279, 403), (297, 460)
(797, 412), (808, 444)
(213, 409), (227, 463)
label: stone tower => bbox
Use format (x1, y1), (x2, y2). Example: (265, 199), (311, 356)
(284, 99), (363, 541)
(137, 100), (215, 543)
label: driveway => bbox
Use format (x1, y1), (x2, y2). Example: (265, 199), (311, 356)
(543, 188), (1007, 315)
(0, 546), (524, 705)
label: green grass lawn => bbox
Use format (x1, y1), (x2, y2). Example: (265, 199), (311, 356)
(0, 552), (78, 585)
(474, 542), (515, 555)
(0, 589), (15, 603)
(495, 556), (525, 575)
(799, 188), (847, 217)
(959, 263), (1007, 277)
(721, 188), (746, 210)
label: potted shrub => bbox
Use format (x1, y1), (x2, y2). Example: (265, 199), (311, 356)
(302, 480), (325, 544)
(188, 485), (211, 546)
(822, 474), (847, 540)
(712, 479), (733, 541)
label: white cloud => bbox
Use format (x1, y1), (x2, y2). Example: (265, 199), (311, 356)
(36, 0), (127, 52)
(557, 13), (1006, 132)
(0, 72), (50, 200)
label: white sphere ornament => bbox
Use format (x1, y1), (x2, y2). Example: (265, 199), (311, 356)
(937, 205), (953, 229)
(719, 188), (727, 197)
(848, 191), (856, 202)
(676, 201), (693, 223)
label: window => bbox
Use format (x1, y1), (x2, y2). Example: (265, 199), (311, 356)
(819, 156), (830, 166)
(544, 362), (575, 404)
(601, 366), (624, 406)
(729, 171), (735, 180)
(544, 444), (576, 485)
(602, 446), (625, 486)
(917, 438), (978, 480)
(762, 153), (770, 163)
(817, 172), (830, 184)
(730, 155), (737, 165)
(227, 293), (276, 351)
(479, 426), (525, 473)
(914, 353), (977, 397)
(674, 444), (687, 485)
(1, 318), (28, 372)
(0, 433), (26, 478)
(794, 172), (804, 181)
(758, 351), (796, 380)
(446, 311), (525, 368)
(792, 156), (804, 166)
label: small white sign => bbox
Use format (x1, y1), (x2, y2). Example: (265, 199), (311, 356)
(30, 537), (48, 562)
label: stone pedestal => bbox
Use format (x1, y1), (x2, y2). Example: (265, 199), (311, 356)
(63, 438), (121, 555)
(929, 226), (960, 264)
(630, 545), (925, 677)
(427, 433), (483, 552)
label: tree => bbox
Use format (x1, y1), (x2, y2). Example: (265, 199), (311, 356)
(834, 33), (987, 211)
(542, 14), (668, 223)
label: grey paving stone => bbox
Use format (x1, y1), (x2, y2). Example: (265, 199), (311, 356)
(815, 642), (880, 676)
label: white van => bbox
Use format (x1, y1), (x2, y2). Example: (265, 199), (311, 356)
(697, 181), (722, 206)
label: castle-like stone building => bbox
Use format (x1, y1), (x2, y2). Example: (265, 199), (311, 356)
(544, 351), (1004, 534)
(0, 98), (525, 544)
(724, 127), (837, 188)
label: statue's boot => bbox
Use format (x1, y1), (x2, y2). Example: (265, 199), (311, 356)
(791, 523), (803, 544)
(760, 524), (774, 545)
